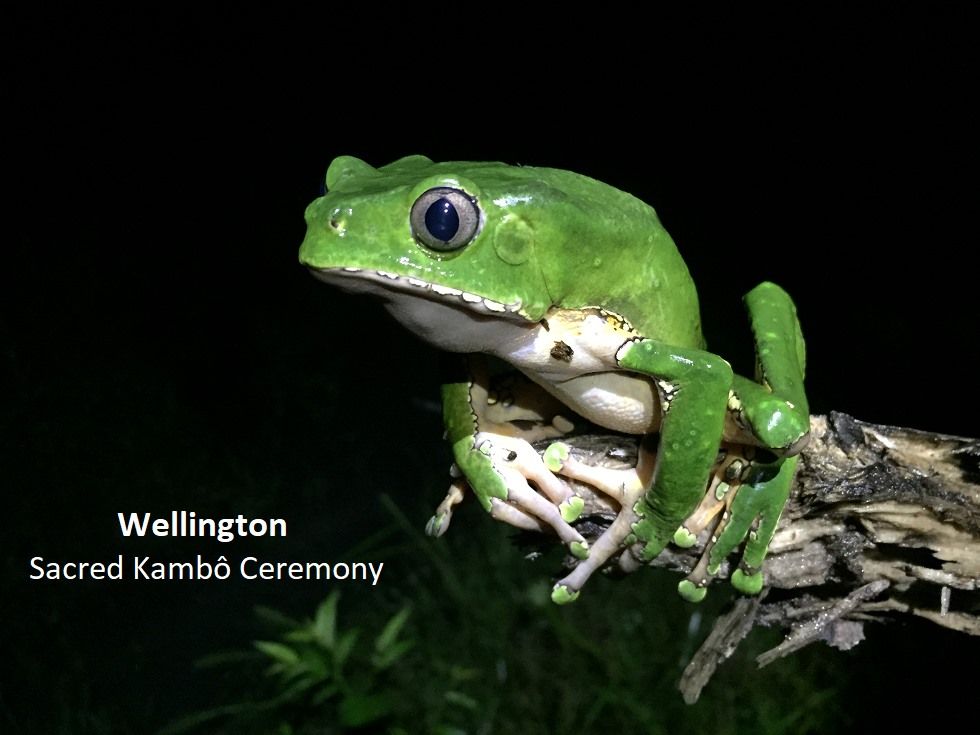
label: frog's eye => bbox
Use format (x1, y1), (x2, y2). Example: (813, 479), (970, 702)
(410, 188), (481, 252)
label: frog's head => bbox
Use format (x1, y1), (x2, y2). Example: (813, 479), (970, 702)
(299, 155), (557, 352)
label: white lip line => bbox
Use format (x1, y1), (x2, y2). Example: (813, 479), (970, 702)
(322, 267), (525, 316)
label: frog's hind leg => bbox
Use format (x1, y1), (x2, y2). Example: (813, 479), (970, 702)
(440, 362), (590, 558)
(730, 283), (810, 455)
(679, 457), (796, 596)
(712, 282), (809, 595)
(674, 451), (755, 600)
(715, 456), (796, 594)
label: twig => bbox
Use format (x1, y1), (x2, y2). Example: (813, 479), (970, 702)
(530, 412), (980, 701)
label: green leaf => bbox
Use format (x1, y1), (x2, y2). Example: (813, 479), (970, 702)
(374, 606), (411, 653)
(311, 683), (340, 706)
(265, 662), (286, 677)
(312, 591), (340, 650)
(371, 639), (414, 670)
(334, 628), (360, 670)
(254, 640), (300, 666)
(338, 692), (392, 727)
(253, 605), (300, 631)
(275, 675), (321, 704)
(444, 690), (479, 710)
(297, 647), (329, 681)
(283, 628), (315, 644)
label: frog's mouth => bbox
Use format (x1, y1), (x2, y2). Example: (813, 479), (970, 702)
(307, 266), (528, 320)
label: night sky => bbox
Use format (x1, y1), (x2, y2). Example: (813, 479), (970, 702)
(5, 8), (977, 733)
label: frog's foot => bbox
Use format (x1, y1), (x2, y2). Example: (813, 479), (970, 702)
(489, 497), (548, 531)
(477, 433), (588, 555)
(725, 457), (798, 596)
(425, 477), (467, 538)
(543, 441), (644, 504)
(674, 455), (750, 602)
(551, 500), (642, 604)
(549, 458), (653, 604)
(677, 508), (731, 603)
(546, 440), (660, 603)
(675, 457), (748, 602)
(679, 456), (794, 599)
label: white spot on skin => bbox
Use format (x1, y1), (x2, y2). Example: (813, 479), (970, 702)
(432, 284), (462, 296)
(313, 269), (527, 352)
(492, 194), (533, 207)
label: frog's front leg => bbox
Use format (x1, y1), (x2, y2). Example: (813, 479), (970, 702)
(545, 438), (656, 604)
(617, 339), (735, 560)
(432, 371), (589, 558)
(546, 340), (733, 603)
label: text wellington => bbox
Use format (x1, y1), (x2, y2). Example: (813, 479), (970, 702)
(118, 512), (286, 543)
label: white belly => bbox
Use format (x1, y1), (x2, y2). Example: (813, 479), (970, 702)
(540, 371), (662, 434)
(488, 307), (664, 435)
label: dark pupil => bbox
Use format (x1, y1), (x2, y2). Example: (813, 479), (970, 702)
(424, 197), (460, 242)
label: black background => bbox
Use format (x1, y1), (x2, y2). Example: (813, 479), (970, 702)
(5, 6), (977, 733)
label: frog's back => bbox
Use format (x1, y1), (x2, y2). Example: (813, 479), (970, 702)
(367, 157), (705, 349)
(485, 164), (705, 349)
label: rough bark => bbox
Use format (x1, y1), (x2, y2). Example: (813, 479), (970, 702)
(534, 412), (980, 703)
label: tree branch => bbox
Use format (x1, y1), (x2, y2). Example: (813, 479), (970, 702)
(532, 412), (980, 702)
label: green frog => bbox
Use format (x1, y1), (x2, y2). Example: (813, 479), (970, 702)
(299, 155), (809, 604)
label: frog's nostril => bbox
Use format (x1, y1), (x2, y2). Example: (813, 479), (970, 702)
(328, 207), (349, 234)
